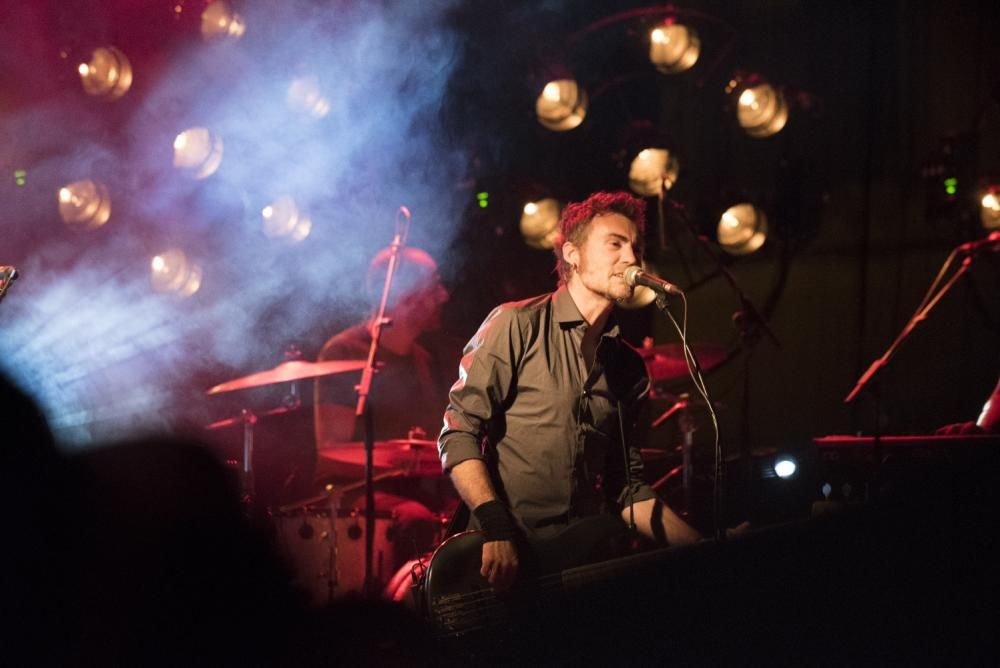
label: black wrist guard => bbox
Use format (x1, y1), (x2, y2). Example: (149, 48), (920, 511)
(473, 500), (518, 542)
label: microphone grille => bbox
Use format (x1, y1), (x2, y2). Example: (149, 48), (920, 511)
(623, 265), (641, 287)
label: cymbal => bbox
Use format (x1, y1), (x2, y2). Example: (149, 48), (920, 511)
(316, 439), (441, 478)
(206, 359), (366, 395)
(639, 343), (727, 382)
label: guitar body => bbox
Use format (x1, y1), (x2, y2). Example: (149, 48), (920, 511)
(423, 514), (632, 643)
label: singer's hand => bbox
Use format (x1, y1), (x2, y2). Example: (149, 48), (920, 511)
(481, 539), (519, 592)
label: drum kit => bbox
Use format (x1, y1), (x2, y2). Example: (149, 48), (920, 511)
(201, 339), (727, 604)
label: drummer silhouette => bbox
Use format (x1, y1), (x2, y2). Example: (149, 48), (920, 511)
(313, 247), (460, 580)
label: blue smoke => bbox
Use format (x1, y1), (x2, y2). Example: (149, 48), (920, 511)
(0, 0), (466, 446)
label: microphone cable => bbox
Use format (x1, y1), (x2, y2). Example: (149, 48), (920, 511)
(660, 291), (722, 540)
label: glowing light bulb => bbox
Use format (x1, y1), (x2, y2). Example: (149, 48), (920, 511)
(627, 148), (680, 196)
(172, 127), (224, 179)
(774, 457), (798, 479)
(542, 82), (561, 101)
(523, 202), (539, 215)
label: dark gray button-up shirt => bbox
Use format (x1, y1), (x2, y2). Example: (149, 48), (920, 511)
(438, 287), (656, 536)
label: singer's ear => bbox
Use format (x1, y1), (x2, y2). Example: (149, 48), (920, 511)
(562, 240), (579, 269)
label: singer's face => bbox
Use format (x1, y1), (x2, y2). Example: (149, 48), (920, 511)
(568, 213), (640, 303)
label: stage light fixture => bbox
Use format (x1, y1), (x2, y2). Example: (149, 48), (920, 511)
(173, 128), (224, 179)
(262, 196), (311, 241)
(519, 198), (561, 249)
(287, 76), (331, 118)
(536, 79), (588, 131)
(58, 180), (112, 231)
(727, 76), (788, 138)
(718, 203), (768, 255)
(78, 47), (133, 100)
(649, 23), (700, 74)
(150, 249), (202, 297)
(628, 148), (680, 197)
(773, 456), (798, 479)
(980, 188), (1000, 230)
(201, 1), (246, 41)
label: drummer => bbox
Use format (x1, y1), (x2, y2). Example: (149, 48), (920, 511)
(314, 247), (455, 445)
(313, 247), (461, 564)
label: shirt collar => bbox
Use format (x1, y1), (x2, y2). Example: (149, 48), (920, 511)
(553, 286), (621, 337)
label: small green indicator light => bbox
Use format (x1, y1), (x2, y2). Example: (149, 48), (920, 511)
(944, 177), (957, 196)
(14, 169), (26, 186)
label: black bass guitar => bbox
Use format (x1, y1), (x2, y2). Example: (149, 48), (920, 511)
(423, 515), (688, 643)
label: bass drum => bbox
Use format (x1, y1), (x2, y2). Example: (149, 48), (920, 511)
(272, 503), (396, 606)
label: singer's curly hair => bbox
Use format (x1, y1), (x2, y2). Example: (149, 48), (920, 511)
(553, 191), (646, 284)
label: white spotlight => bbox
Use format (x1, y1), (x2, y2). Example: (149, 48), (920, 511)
(774, 456), (798, 479)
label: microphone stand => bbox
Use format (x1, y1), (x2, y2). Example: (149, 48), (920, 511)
(0, 266), (19, 305)
(355, 207), (411, 598)
(664, 194), (780, 536)
(844, 247), (977, 494)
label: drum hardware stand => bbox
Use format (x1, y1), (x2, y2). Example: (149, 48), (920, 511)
(650, 394), (697, 515)
(237, 409), (258, 512)
(282, 343), (304, 410)
(355, 206), (411, 599)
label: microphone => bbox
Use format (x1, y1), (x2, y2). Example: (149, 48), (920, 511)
(623, 265), (683, 296)
(957, 230), (1000, 254)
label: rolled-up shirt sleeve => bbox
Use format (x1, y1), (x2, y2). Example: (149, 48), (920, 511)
(438, 305), (524, 472)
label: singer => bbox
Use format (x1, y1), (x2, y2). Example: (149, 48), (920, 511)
(438, 191), (701, 594)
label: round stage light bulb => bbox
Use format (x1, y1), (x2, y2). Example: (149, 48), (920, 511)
(520, 198), (561, 249)
(201, 1), (246, 41)
(173, 127), (224, 179)
(981, 191), (1000, 230)
(261, 196), (311, 241)
(736, 83), (788, 138)
(649, 23), (700, 74)
(78, 46), (133, 100)
(628, 148), (680, 197)
(536, 79), (587, 131)
(57, 179), (112, 231)
(774, 457), (798, 479)
(717, 203), (768, 255)
(151, 249), (202, 297)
